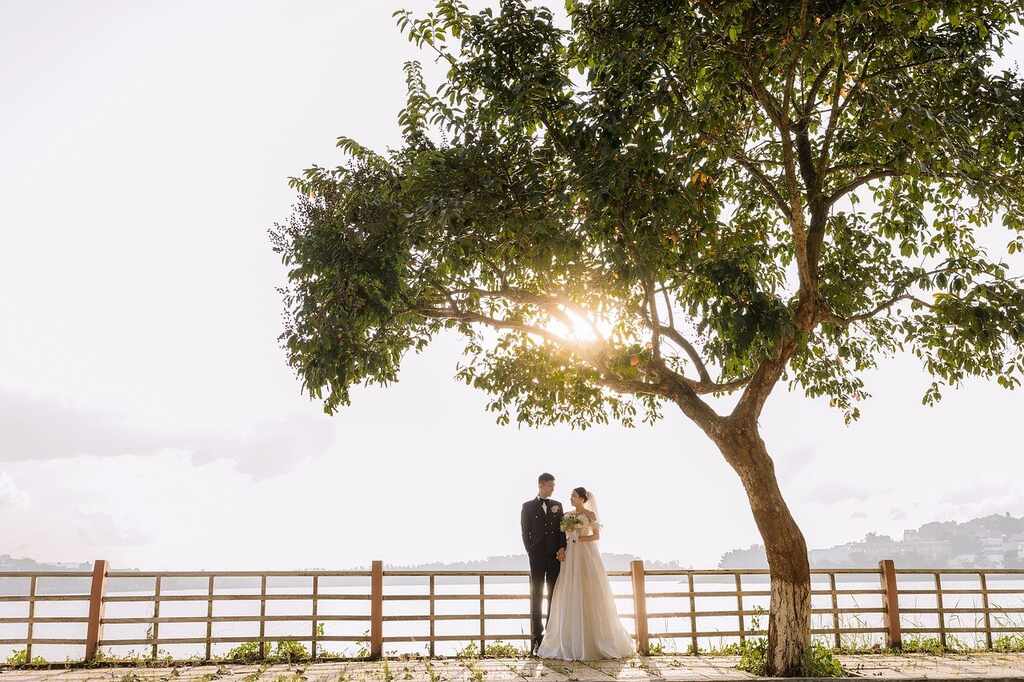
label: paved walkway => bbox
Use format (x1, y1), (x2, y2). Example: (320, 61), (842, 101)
(1, 654), (1022, 681)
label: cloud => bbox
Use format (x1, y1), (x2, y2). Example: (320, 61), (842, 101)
(889, 506), (907, 521)
(775, 446), (816, 480)
(0, 386), (335, 477)
(187, 414), (337, 477)
(0, 473), (30, 509)
(803, 481), (881, 505)
(939, 482), (1014, 506)
(71, 509), (151, 547)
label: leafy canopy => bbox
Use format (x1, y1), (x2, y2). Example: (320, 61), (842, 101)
(271, 0), (1024, 431)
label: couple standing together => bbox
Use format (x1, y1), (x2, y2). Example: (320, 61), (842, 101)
(520, 473), (634, 661)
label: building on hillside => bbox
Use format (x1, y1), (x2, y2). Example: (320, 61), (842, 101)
(902, 537), (951, 561)
(1009, 534), (1024, 560)
(810, 545), (854, 566)
(979, 536), (1007, 567)
(951, 553), (979, 566)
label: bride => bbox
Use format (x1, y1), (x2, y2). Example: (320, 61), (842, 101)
(537, 487), (635, 660)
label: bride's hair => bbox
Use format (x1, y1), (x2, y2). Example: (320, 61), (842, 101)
(572, 486), (588, 502)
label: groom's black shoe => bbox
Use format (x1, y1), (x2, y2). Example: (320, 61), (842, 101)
(530, 637), (542, 656)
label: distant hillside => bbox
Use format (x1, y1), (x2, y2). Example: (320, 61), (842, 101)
(377, 554), (689, 572)
(0, 554), (91, 571)
(0, 552), (691, 594)
(0, 552), (688, 575)
(719, 512), (1024, 569)
(6, 511), (1020, 589)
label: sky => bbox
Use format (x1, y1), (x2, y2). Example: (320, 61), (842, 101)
(1, 1), (1022, 571)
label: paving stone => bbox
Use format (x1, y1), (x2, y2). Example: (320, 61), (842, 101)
(524, 662), (611, 682)
(466, 660), (528, 681)
(639, 668), (707, 681)
(421, 660), (473, 682)
(4, 653), (1024, 681)
(374, 661), (434, 682)
(635, 660), (693, 680)
(579, 660), (649, 678)
(499, 660), (569, 681)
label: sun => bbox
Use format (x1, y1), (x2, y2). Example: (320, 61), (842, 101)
(543, 307), (617, 345)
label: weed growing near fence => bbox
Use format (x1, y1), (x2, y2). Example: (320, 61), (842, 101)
(994, 634), (1024, 652)
(4, 649), (47, 666)
(483, 641), (525, 657)
(223, 639), (311, 664)
(733, 639), (843, 678)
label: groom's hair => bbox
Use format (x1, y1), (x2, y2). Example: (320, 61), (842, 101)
(538, 472), (555, 483)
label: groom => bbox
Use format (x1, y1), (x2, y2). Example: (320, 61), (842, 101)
(521, 472), (567, 655)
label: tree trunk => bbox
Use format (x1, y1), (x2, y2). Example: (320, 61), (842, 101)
(715, 417), (811, 677)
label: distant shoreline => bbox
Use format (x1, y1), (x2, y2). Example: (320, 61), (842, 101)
(2, 568), (1019, 595)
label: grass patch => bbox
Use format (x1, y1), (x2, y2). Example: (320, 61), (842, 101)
(646, 638), (667, 655)
(898, 635), (975, 655)
(85, 649), (195, 668)
(733, 639), (844, 678)
(454, 642), (480, 660)
(425, 659), (445, 682)
(452, 642), (487, 682)
(993, 634), (1024, 652)
(224, 639), (312, 664)
(482, 641), (525, 657)
(5, 649), (47, 666)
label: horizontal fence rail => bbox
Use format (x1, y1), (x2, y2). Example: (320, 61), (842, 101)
(0, 560), (1022, 663)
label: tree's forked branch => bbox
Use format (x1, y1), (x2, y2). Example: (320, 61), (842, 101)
(730, 154), (793, 219)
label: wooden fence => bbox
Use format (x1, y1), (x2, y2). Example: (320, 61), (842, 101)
(1, 560), (1022, 662)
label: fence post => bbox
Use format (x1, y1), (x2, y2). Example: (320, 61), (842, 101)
(205, 575), (214, 661)
(428, 575), (436, 658)
(258, 575), (267, 659)
(479, 575), (485, 656)
(979, 572), (993, 650)
(26, 575), (37, 662)
(84, 559), (108, 662)
(311, 575), (319, 660)
(370, 560), (383, 659)
(151, 576), (162, 660)
(630, 559), (649, 656)
(879, 559), (902, 650)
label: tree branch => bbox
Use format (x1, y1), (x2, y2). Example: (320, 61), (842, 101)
(802, 56), (835, 115)
(416, 304), (581, 350)
(455, 286), (606, 342)
(732, 334), (798, 422)
(652, 325), (750, 394)
(598, 376), (672, 398)
(730, 154), (793, 219)
(815, 37), (850, 177)
(739, 60), (788, 130)
(818, 265), (968, 327)
(661, 287), (675, 330)
(825, 168), (900, 207)
(423, 289), (741, 427)
(645, 280), (662, 362)
(860, 54), (956, 82)
(820, 294), (938, 327)
(657, 325), (711, 384)
(816, 35), (892, 179)
(689, 375), (752, 395)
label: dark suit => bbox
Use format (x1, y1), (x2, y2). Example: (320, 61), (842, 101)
(521, 497), (567, 650)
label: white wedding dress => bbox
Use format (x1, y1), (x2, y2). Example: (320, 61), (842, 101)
(537, 497), (635, 661)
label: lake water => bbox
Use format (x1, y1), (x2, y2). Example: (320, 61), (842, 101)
(2, 574), (1022, 661)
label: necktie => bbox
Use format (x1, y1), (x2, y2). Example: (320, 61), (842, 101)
(540, 499), (548, 514)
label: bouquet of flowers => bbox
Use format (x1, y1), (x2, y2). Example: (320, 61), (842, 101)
(560, 512), (586, 534)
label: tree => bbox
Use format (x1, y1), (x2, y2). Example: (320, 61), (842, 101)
(270, 0), (1024, 674)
